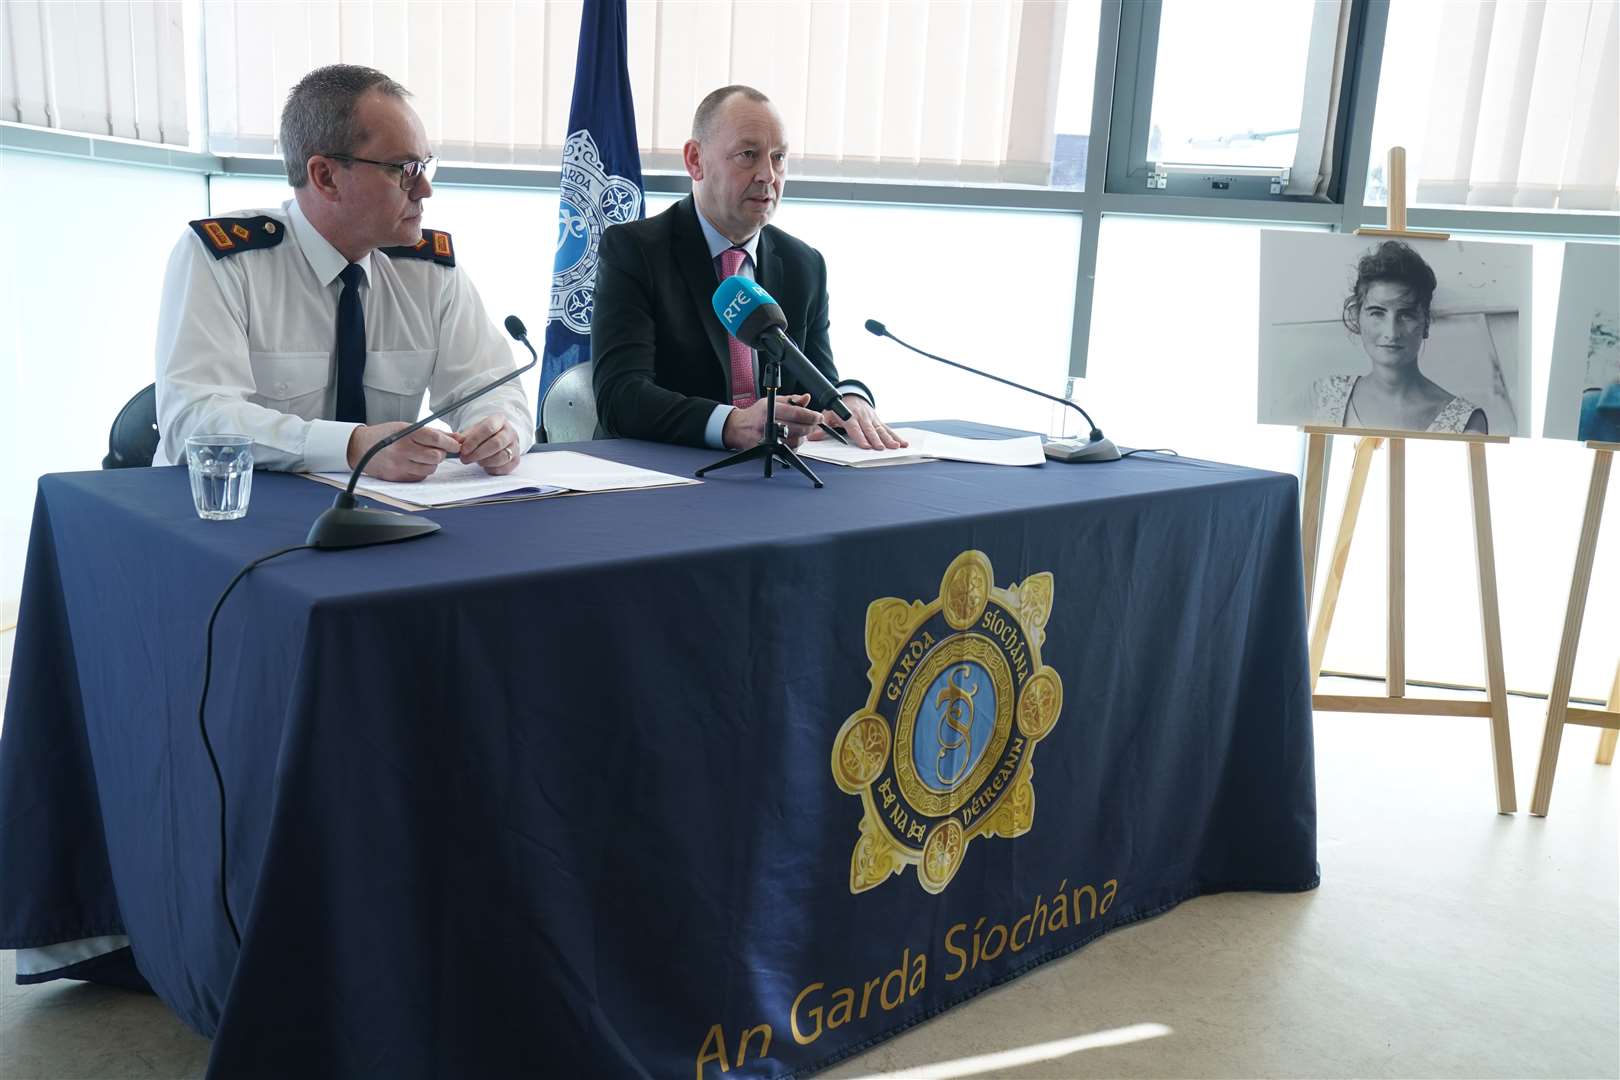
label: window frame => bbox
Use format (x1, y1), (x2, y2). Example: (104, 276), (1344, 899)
(1103, 0), (1370, 205)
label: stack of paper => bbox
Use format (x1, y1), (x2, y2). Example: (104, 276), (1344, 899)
(800, 427), (1045, 468)
(308, 451), (699, 509)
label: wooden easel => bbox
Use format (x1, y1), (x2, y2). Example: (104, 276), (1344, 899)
(1529, 441), (1620, 816)
(1298, 147), (1516, 815)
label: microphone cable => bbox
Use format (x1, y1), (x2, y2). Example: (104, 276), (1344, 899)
(197, 542), (315, 945)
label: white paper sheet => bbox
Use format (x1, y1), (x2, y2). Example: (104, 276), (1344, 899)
(522, 451), (701, 492)
(901, 429), (1045, 466)
(800, 428), (1045, 468)
(313, 451), (697, 508)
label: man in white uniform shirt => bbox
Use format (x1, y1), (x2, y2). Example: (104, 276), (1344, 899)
(154, 64), (532, 480)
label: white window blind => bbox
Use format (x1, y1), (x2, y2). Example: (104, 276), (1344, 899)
(1415, 0), (1619, 211)
(203, 0), (1069, 185)
(1, 0), (190, 147)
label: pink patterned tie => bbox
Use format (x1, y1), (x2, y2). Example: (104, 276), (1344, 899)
(719, 246), (756, 408)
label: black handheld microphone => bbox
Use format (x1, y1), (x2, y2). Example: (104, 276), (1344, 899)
(863, 319), (1120, 463)
(713, 276), (852, 420)
(305, 315), (540, 549)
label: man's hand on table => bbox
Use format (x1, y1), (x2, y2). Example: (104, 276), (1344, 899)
(723, 393), (822, 449)
(808, 394), (907, 450)
(347, 422), (462, 482)
(454, 415), (524, 475)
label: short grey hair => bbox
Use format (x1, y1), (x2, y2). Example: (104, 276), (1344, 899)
(691, 85), (772, 141)
(280, 64), (411, 188)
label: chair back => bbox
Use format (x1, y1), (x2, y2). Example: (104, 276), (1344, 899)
(541, 362), (598, 444)
(103, 384), (160, 469)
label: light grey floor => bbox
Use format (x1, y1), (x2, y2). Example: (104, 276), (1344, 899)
(2, 671), (1616, 1080)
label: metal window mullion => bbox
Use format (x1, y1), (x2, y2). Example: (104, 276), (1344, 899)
(1336, 0), (1389, 235)
(1094, 191), (1342, 224)
(1286, 0), (1348, 197)
(1104, 0), (1159, 194)
(1067, 0), (1124, 380)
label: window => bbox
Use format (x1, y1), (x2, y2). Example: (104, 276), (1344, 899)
(1, 0), (191, 147)
(1366, 0), (1620, 211)
(1108, 0), (1355, 200)
(204, 0), (1081, 186)
(0, 150), (205, 619)
(773, 199), (1083, 432)
(1148, 0), (1317, 171)
(1050, 0), (1103, 190)
(1085, 216), (1319, 473)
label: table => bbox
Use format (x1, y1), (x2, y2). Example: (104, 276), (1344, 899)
(0, 426), (1318, 1078)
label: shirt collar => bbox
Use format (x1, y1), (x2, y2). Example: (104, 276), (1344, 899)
(286, 198), (373, 287)
(694, 205), (760, 268)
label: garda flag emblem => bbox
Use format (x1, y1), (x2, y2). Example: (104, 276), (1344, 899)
(833, 552), (1063, 895)
(550, 128), (643, 334)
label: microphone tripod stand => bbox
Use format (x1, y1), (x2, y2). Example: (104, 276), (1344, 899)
(696, 354), (824, 488)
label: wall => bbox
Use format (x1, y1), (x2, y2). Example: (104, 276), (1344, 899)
(0, 151), (207, 625)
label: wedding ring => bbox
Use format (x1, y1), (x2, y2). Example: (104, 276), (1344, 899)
(502, 447), (513, 463)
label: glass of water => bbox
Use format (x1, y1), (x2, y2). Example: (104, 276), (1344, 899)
(185, 435), (254, 521)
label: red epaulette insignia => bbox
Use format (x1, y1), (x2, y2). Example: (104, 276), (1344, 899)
(188, 216), (286, 260)
(381, 228), (456, 268)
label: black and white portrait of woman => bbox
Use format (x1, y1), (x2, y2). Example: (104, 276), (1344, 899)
(1314, 241), (1486, 433)
(1258, 232), (1532, 436)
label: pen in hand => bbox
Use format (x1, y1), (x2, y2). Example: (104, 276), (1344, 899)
(818, 423), (850, 446)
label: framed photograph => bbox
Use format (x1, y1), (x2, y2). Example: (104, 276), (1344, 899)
(1258, 232), (1532, 436)
(1543, 243), (1620, 443)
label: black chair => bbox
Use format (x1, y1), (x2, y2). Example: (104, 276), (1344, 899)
(103, 383), (160, 469)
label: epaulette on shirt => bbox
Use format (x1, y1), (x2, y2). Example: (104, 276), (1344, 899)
(380, 229), (455, 268)
(189, 216), (284, 259)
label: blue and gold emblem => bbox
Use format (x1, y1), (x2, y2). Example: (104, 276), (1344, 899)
(833, 552), (1062, 894)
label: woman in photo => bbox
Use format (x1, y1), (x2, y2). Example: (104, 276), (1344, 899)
(1313, 240), (1488, 434)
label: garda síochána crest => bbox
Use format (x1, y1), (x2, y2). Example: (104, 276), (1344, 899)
(833, 552), (1062, 894)
(550, 129), (642, 334)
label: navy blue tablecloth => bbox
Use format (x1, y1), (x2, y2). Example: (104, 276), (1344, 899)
(0, 427), (1317, 1078)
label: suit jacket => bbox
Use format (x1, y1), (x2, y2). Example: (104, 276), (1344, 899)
(591, 196), (869, 446)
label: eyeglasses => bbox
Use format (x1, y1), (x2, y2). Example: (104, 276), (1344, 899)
(325, 153), (438, 191)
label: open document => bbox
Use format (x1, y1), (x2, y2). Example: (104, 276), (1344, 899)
(306, 451), (699, 510)
(800, 427), (1046, 468)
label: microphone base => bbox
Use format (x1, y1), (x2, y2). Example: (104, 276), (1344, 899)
(693, 377), (826, 488)
(695, 436), (825, 488)
(306, 504), (441, 549)
(1043, 436), (1122, 464)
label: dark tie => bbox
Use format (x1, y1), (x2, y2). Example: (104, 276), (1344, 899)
(335, 263), (367, 423)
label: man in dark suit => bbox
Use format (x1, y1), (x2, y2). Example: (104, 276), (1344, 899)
(591, 85), (903, 451)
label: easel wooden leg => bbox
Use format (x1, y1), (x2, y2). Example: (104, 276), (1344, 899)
(1598, 659), (1620, 766)
(1301, 433), (1328, 611)
(1466, 443), (1515, 814)
(1310, 437), (1382, 690)
(1530, 449), (1612, 815)
(1388, 439), (1406, 698)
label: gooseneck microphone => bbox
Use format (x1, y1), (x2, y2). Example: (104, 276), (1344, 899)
(712, 276), (852, 421)
(305, 315), (540, 548)
(863, 319), (1121, 463)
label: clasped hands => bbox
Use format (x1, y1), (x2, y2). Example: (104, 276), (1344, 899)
(345, 415), (521, 481)
(722, 393), (907, 451)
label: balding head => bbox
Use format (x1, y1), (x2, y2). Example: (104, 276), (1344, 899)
(683, 87), (788, 245)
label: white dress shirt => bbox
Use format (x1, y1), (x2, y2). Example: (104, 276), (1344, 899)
(154, 199), (533, 471)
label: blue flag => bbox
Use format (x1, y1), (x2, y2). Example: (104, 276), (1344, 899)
(540, 0), (644, 429)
